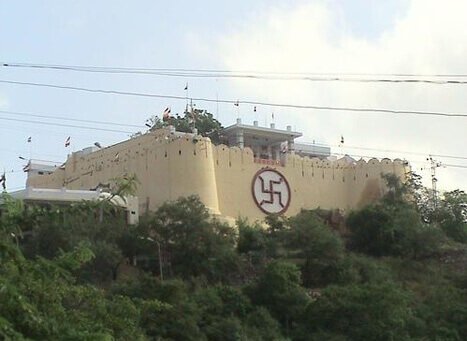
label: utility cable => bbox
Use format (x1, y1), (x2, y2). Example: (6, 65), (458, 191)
(301, 141), (467, 160)
(0, 116), (133, 134)
(1, 109), (467, 162)
(1, 79), (467, 118)
(4, 62), (467, 84)
(0, 110), (142, 128)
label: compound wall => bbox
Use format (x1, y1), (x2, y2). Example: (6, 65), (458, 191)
(27, 129), (408, 222)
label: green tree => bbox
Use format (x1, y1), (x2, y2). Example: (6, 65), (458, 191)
(137, 196), (239, 282)
(237, 219), (268, 255)
(247, 261), (310, 336)
(435, 190), (467, 243)
(286, 210), (347, 287)
(109, 173), (140, 199)
(20, 201), (129, 284)
(347, 175), (444, 258)
(148, 108), (224, 144)
(0, 233), (146, 340)
(347, 202), (443, 258)
(301, 282), (413, 341)
(413, 283), (467, 340)
(236, 218), (278, 269)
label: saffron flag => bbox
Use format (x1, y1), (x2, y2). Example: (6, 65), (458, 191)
(65, 136), (71, 147)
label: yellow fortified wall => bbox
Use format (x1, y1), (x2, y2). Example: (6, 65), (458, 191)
(27, 129), (408, 222)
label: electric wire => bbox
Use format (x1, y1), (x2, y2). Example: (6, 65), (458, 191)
(0, 116), (133, 134)
(1, 79), (467, 118)
(301, 141), (467, 160)
(4, 62), (467, 84)
(1, 109), (467, 162)
(443, 164), (467, 169)
(0, 110), (142, 128)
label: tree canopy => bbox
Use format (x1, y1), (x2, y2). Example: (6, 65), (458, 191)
(0, 172), (465, 340)
(148, 108), (224, 144)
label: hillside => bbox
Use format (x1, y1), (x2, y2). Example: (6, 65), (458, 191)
(0, 175), (466, 340)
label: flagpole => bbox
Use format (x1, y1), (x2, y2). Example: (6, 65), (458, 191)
(28, 138), (32, 160)
(234, 100), (240, 122)
(185, 83), (189, 112)
(189, 98), (197, 133)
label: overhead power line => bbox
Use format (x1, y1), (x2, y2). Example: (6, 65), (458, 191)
(302, 141), (467, 161)
(0, 116), (133, 134)
(1, 108), (466, 164)
(0, 110), (141, 128)
(444, 164), (467, 169)
(1, 79), (467, 118)
(3, 62), (467, 84)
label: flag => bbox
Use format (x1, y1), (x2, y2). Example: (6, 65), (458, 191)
(27, 136), (32, 143)
(184, 83), (188, 91)
(0, 172), (5, 190)
(340, 135), (344, 144)
(253, 106), (257, 112)
(65, 136), (71, 147)
(162, 107), (171, 121)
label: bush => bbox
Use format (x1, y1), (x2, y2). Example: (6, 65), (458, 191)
(301, 282), (414, 340)
(347, 202), (443, 258)
(136, 196), (240, 282)
(286, 210), (347, 287)
(247, 261), (310, 334)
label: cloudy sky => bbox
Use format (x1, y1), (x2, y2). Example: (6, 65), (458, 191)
(0, 0), (466, 192)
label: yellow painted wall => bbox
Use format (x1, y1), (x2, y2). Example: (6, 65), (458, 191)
(27, 128), (408, 222)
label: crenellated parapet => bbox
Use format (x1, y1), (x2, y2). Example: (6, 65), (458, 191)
(26, 128), (409, 221)
(209, 141), (408, 220)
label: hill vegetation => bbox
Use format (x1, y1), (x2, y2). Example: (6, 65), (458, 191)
(0, 174), (466, 340)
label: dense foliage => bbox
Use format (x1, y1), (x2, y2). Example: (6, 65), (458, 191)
(148, 109), (224, 144)
(0, 174), (466, 340)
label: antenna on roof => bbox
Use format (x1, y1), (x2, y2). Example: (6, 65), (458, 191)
(234, 99), (240, 122)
